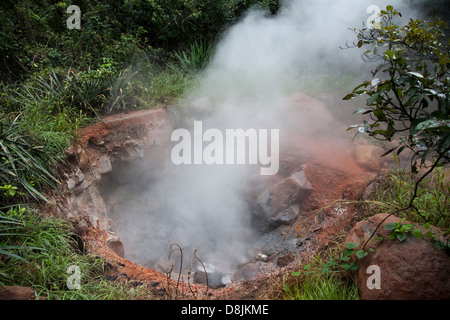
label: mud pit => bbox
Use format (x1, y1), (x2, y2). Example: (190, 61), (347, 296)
(45, 95), (399, 299)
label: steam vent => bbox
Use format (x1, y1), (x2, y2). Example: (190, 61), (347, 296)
(45, 91), (403, 298)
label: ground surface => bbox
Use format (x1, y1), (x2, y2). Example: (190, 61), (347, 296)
(57, 108), (377, 300)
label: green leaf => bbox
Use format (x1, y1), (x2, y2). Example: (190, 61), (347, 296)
(342, 262), (359, 271)
(291, 271), (301, 276)
(384, 50), (395, 60)
(368, 90), (383, 105)
(356, 250), (369, 259)
(402, 224), (414, 231)
(343, 93), (355, 100)
(396, 233), (407, 242)
(385, 223), (397, 231)
(345, 242), (359, 249)
(412, 229), (423, 239)
(374, 108), (387, 121)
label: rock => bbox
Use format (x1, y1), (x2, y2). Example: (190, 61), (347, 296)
(283, 92), (342, 136)
(361, 181), (380, 200)
(121, 139), (144, 161)
(193, 263), (230, 289)
(0, 286), (36, 300)
(353, 144), (385, 172)
(154, 256), (179, 274)
(276, 254), (295, 267)
(75, 170), (85, 185)
(106, 235), (125, 258)
(345, 213), (450, 300)
(67, 178), (76, 191)
(65, 145), (81, 157)
(99, 156), (112, 174)
(257, 168), (312, 220)
(232, 263), (261, 282)
(78, 149), (90, 172)
(268, 204), (300, 227)
(255, 252), (269, 262)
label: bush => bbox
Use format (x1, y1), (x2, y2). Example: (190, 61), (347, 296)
(344, 6), (449, 175)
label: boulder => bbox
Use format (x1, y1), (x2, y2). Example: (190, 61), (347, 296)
(193, 263), (230, 289)
(345, 213), (450, 300)
(98, 156), (112, 175)
(283, 92), (342, 136)
(276, 253), (295, 267)
(353, 144), (385, 172)
(268, 205), (300, 227)
(0, 286), (36, 300)
(256, 168), (312, 220)
(232, 263), (261, 282)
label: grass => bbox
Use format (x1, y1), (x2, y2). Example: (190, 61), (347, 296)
(0, 206), (154, 300)
(280, 250), (359, 300)
(169, 39), (215, 74)
(283, 273), (359, 300)
(364, 166), (450, 230)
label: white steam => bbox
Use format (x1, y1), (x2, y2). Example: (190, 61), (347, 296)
(112, 0), (419, 274)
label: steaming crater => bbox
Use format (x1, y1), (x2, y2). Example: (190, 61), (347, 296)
(96, 131), (313, 287)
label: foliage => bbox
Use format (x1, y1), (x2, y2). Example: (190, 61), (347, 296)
(0, 206), (153, 299)
(366, 168), (449, 231)
(170, 39), (216, 73)
(0, 115), (60, 203)
(284, 250), (359, 300)
(344, 5), (450, 174)
(384, 217), (427, 241)
(0, 0), (280, 83)
(283, 273), (359, 300)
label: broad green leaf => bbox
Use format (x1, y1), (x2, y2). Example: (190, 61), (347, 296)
(345, 242), (359, 249)
(356, 250), (369, 259)
(412, 229), (422, 239)
(396, 233), (407, 242)
(384, 50), (395, 60)
(385, 222), (397, 231)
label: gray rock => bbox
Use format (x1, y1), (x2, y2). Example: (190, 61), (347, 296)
(256, 168), (312, 220)
(67, 178), (76, 191)
(268, 205), (300, 227)
(232, 263), (261, 282)
(99, 157), (112, 174)
(193, 263), (230, 289)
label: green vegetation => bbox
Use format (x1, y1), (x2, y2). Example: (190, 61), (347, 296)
(282, 250), (359, 300)
(368, 167), (449, 229)
(0, 206), (154, 299)
(345, 5), (449, 175)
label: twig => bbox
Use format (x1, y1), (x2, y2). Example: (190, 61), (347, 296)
(168, 243), (184, 299)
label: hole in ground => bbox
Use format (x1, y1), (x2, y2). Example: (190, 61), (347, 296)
(98, 153), (316, 289)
